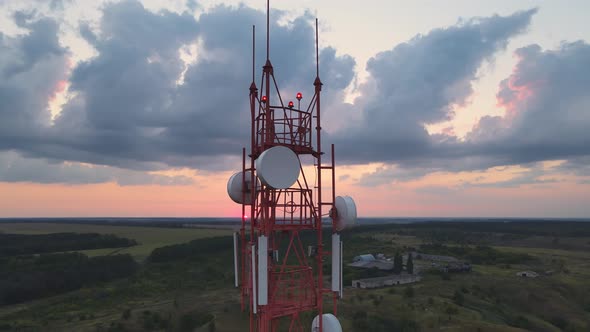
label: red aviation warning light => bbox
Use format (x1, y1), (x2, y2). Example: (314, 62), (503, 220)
(225, 1), (357, 331)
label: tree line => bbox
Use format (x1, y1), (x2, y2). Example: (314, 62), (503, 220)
(0, 233), (137, 257)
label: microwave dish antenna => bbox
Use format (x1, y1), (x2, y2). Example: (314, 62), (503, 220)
(227, 171), (259, 205)
(255, 145), (300, 189)
(333, 195), (357, 231)
(311, 314), (343, 332)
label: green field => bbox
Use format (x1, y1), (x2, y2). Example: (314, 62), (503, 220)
(0, 222), (232, 261)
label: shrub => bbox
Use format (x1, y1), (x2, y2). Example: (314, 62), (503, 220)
(122, 309), (131, 320)
(352, 311), (368, 330)
(404, 286), (415, 299)
(445, 305), (458, 315)
(508, 315), (531, 329)
(453, 290), (465, 306)
(178, 312), (213, 332)
(550, 316), (568, 329)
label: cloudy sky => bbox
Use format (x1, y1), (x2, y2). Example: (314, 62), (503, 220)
(1, 0), (589, 218)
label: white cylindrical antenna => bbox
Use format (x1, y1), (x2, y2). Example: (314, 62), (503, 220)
(331, 233), (340, 293)
(233, 232), (239, 288)
(340, 239), (343, 298)
(258, 235), (268, 305)
(251, 244), (257, 314)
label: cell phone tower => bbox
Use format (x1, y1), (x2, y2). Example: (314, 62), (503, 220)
(227, 1), (357, 331)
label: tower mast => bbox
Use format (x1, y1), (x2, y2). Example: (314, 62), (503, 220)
(227, 2), (356, 330)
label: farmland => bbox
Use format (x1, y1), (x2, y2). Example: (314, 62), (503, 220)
(1, 220), (589, 331)
(0, 222), (232, 261)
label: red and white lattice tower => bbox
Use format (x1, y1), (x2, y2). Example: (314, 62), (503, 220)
(227, 2), (357, 331)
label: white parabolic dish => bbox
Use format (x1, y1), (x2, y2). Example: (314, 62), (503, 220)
(227, 171), (258, 205)
(311, 314), (342, 332)
(334, 195), (357, 231)
(255, 146), (300, 189)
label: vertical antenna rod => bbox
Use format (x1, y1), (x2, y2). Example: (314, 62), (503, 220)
(315, 18), (319, 77)
(252, 25), (256, 83)
(266, 0), (270, 60)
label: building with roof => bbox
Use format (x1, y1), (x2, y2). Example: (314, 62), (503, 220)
(412, 252), (459, 263)
(349, 253), (393, 271)
(352, 274), (421, 289)
(348, 260), (393, 271)
(353, 254), (376, 262)
(516, 271), (539, 278)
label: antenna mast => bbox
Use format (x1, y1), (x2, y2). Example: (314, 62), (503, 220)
(227, 2), (357, 331)
(266, 0), (270, 61)
(315, 18), (319, 77)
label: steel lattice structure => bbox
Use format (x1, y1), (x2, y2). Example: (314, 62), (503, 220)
(232, 2), (343, 331)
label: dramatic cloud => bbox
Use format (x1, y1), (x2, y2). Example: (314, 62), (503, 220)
(558, 157), (590, 177)
(1, 1), (589, 188)
(332, 9), (537, 165)
(463, 165), (559, 188)
(357, 165), (436, 187)
(465, 41), (590, 165)
(0, 151), (193, 185)
(0, 12), (68, 143)
(349, 10), (590, 185)
(0, 1), (355, 183)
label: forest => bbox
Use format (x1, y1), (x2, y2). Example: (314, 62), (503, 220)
(0, 252), (137, 305)
(0, 232), (137, 257)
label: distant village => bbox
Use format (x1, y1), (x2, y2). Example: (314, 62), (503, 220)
(349, 251), (471, 289)
(348, 249), (552, 289)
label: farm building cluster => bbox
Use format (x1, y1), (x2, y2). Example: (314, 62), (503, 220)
(348, 251), (471, 289)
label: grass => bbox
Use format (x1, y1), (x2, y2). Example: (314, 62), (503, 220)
(0, 222), (232, 261)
